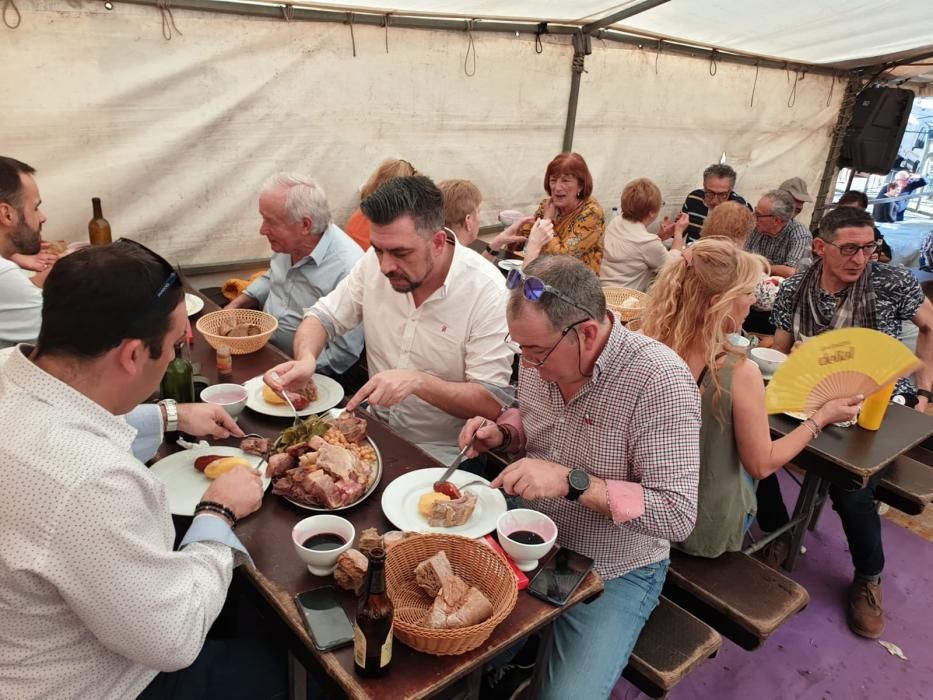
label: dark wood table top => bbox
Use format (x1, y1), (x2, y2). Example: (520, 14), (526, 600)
(168, 290), (604, 699)
(769, 404), (933, 483)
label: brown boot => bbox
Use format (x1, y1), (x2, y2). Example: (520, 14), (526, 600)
(847, 577), (885, 639)
(755, 535), (790, 570)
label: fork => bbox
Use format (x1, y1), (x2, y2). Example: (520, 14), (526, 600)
(269, 372), (303, 426)
(460, 479), (497, 490)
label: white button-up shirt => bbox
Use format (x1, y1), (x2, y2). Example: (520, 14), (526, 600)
(0, 256), (42, 349)
(308, 241), (514, 462)
(0, 347), (242, 699)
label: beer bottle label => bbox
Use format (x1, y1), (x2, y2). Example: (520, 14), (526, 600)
(353, 625), (366, 667)
(380, 629), (393, 668)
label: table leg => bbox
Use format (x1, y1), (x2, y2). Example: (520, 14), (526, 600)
(807, 480), (831, 531)
(528, 624), (554, 698)
(288, 651), (307, 700)
(785, 472), (822, 571)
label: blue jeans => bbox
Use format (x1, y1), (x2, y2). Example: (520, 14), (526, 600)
(539, 559), (669, 700)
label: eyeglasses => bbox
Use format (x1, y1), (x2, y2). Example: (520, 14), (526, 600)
(703, 189), (731, 202)
(753, 211), (777, 220)
(823, 240), (878, 257)
(506, 318), (589, 368)
(114, 238), (181, 300)
(505, 268), (593, 319)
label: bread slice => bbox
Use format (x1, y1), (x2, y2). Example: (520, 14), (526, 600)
(421, 575), (493, 629)
(414, 550), (454, 597)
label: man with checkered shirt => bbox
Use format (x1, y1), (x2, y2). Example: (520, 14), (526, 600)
(460, 255), (701, 698)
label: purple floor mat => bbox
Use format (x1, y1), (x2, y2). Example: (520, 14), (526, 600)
(612, 471), (933, 700)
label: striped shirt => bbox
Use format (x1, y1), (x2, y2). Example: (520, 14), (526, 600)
(516, 317), (701, 580)
(680, 189), (751, 242)
(745, 219), (813, 271)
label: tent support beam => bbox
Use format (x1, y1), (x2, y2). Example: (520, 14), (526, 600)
(562, 32), (591, 152)
(582, 0), (671, 34)
(810, 75), (863, 228)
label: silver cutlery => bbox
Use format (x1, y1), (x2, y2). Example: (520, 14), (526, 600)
(434, 419), (488, 489)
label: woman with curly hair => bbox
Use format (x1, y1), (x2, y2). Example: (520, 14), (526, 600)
(641, 238), (861, 557)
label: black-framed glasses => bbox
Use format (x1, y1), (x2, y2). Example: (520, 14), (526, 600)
(114, 238), (181, 299)
(505, 268), (593, 319)
(823, 240), (878, 258)
(506, 317), (588, 368)
(703, 189), (731, 202)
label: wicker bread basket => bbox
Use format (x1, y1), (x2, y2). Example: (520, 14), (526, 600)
(603, 287), (649, 322)
(386, 534), (518, 656)
(625, 317), (642, 332)
(196, 309), (278, 355)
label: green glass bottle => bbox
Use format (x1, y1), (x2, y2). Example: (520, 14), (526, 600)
(160, 341), (194, 403)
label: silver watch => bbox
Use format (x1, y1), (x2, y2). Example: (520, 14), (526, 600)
(158, 399), (179, 432)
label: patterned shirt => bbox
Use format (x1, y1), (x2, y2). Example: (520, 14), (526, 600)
(516, 318), (701, 580)
(521, 197), (606, 274)
(680, 188), (751, 242)
(0, 346), (244, 699)
(745, 219), (813, 271)
(771, 263), (925, 396)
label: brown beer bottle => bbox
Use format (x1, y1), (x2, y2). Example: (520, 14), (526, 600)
(88, 197), (112, 246)
(354, 548), (393, 678)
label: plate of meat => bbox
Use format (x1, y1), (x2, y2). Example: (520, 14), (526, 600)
(380, 468), (507, 540)
(241, 410), (382, 511)
(243, 374), (343, 417)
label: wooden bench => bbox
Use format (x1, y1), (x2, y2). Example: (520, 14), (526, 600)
(876, 447), (933, 516)
(622, 596), (721, 699)
(664, 549), (809, 651)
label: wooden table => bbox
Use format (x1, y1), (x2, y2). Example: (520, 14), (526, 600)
(167, 291), (604, 699)
(757, 406), (933, 569)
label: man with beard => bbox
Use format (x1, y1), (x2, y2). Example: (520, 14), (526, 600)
(0, 157), (48, 348)
(266, 175), (513, 462)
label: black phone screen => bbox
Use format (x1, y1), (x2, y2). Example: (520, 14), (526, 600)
(295, 587), (354, 651)
(528, 547), (594, 606)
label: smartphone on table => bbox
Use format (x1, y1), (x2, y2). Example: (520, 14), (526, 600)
(527, 546), (595, 607)
(295, 587), (354, 651)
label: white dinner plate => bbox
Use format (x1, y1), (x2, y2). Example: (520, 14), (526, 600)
(381, 467), (507, 539)
(185, 293), (205, 316)
(497, 259), (522, 272)
(243, 374), (343, 417)
(150, 446), (270, 516)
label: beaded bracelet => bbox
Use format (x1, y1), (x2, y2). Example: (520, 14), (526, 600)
(195, 500), (237, 525)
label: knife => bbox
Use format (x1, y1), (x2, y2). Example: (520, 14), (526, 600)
(434, 419), (488, 488)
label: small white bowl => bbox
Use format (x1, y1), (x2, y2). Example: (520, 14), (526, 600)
(496, 509), (558, 572)
(200, 383), (248, 418)
(498, 209), (525, 227)
(292, 515), (355, 576)
(750, 347), (787, 376)
(728, 333), (750, 351)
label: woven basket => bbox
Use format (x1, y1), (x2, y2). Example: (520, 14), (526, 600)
(625, 317), (642, 332)
(385, 534), (518, 656)
(196, 309), (278, 355)
(604, 287), (649, 322)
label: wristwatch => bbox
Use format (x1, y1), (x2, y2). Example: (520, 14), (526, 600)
(566, 469), (590, 501)
(158, 399), (179, 432)
(917, 389), (932, 402)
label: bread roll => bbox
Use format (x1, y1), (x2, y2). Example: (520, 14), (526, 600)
(414, 550), (454, 597)
(334, 549), (368, 594)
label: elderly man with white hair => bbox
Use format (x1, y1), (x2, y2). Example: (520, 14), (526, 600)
(745, 188), (813, 279)
(227, 173), (363, 374)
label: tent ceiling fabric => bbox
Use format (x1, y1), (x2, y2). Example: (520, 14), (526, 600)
(268, 0), (933, 69)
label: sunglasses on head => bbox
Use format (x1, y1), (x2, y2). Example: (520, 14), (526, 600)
(505, 268), (593, 318)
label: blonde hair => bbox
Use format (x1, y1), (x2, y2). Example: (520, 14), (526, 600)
(620, 177), (663, 222)
(642, 238), (766, 402)
(360, 159), (419, 200)
(700, 201), (755, 246)
(437, 179), (482, 230)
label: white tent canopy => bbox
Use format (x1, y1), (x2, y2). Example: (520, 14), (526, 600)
(2, 0), (929, 266)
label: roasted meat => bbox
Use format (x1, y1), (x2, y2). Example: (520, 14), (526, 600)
(266, 452), (297, 479)
(332, 411), (367, 443)
(428, 491), (477, 528)
(239, 436), (271, 456)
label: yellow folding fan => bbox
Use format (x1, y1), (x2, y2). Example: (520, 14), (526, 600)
(765, 328), (921, 414)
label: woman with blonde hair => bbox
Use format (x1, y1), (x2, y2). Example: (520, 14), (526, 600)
(344, 158), (418, 249)
(641, 238), (861, 558)
(700, 200), (756, 247)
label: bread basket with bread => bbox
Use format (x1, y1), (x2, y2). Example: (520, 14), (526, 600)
(196, 309), (278, 355)
(386, 533), (518, 655)
(603, 287), (650, 323)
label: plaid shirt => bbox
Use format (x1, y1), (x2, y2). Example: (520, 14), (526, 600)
(516, 318), (701, 580)
(746, 219), (813, 270)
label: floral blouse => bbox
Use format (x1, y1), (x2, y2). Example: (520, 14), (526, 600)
(522, 196), (605, 274)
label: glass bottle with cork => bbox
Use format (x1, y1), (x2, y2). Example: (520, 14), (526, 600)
(160, 341), (194, 403)
(88, 197), (112, 246)
(354, 548), (393, 678)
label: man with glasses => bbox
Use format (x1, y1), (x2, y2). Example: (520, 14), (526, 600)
(679, 163), (751, 243)
(759, 206), (933, 639)
(459, 256), (701, 698)
(745, 189), (813, 279)
(0, 242), (278, 699)
(266, 175), (513, 464)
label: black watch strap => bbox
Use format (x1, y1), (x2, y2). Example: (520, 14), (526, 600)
(566, 469), (590, 501)
(917, 389), (932, 401)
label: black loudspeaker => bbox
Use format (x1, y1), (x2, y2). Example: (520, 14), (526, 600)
(837, 87), (914, 174)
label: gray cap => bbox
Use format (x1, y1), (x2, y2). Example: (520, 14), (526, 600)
(778, 177), (813, 203)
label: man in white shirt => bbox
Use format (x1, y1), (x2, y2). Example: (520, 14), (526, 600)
(0, 241), (270, 699)
(0, 156), (49, 349)
(226, 173), (364, 372)
(267, 175), (514, 462)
